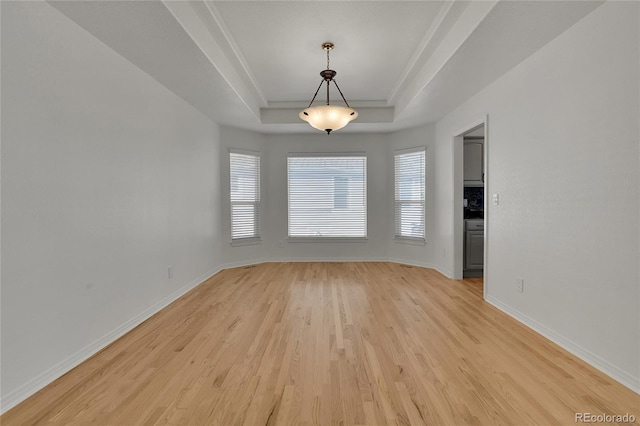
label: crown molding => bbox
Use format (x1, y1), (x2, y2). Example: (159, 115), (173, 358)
(391, 0), (499, 119)
(387, 0), (457, 105)
(200, 1), (267, 106)
(161, 0), (266, 122)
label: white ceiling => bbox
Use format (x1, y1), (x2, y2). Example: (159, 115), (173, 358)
(212, 1), (446, 102)
(50, 0), (603, 134)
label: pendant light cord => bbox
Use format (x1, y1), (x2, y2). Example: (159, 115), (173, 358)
(307, 80), (324, 108)
(305, 43), (351, 108)
(333, 80), (351, 108)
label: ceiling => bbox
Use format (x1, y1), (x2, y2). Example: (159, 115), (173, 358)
(50, 1), (603, 134)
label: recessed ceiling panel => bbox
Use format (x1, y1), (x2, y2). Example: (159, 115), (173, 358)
(211, 1), (446, 103)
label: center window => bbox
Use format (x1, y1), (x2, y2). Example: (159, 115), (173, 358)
(287, 155), (367, 239)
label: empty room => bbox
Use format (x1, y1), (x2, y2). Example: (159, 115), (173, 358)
(1, 1), (639, 425)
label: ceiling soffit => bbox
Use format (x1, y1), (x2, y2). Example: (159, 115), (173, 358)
(49, 0), (256, 128)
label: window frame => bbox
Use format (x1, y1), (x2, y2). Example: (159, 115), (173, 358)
(394, 146), (426, 244)
(287, 152), (368, 242)
(229, 148), (262, 246)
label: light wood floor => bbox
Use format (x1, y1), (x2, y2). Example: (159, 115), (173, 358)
(2, 262), (638, 425)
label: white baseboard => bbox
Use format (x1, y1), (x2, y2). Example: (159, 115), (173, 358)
(0, 266), (223, 415)
(217, 257), (269, 270)
(266, 256), (389, 263)
(216, 257), (390, 270)
(0, 257), (390, 413)
(486, 295), (640, 395)
(221, 258), (446, 276)
(387, 258), (452, 278)
(6, 261), (636, 415)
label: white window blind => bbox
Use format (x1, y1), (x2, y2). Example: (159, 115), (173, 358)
(230, 151), (261, 242)
(288, 155), (367, 238)
(394, 148), (425, 240)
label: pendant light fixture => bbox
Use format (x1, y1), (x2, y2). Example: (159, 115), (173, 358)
(299, 42), (358, 134)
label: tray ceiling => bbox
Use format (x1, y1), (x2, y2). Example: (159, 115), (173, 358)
(49, 0), (602, 134)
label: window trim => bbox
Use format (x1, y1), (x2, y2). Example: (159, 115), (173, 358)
(229, 148), (262, 246)
(394, 146), (426, 244)
(287, 152), (368, 241)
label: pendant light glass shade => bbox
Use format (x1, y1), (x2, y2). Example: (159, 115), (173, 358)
(299, 105), (358, 134)
(299, 42), (357, 134)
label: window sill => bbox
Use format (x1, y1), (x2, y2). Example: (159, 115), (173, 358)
(394, 237), (426, 246)
(287, 237), (368, 243)
(230, 238), (262, 247)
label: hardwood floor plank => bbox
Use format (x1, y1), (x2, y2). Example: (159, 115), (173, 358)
(2, 262), (638, 425)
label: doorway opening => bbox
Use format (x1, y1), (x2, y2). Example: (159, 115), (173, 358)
(453, 118), (487, 299)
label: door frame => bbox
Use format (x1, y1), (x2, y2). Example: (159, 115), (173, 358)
(452, 116), (488, 300)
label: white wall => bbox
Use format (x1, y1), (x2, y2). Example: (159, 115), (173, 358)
(2, 0), (638, 413)
(1, 2), (223, 411)
(433, 1), (639, 391)
(218, 131), (392, 266)
(218, 127), (451, 271)
(219, 126), (266, 267)
(219, 1), (640, 394)
(262, 133), (390, 262)
(388, 124), (447, 273)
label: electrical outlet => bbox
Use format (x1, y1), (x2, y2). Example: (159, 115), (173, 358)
(516, 278), (524, 293)
(278, 240), (284, 248)
(168, 266), (174, 279)
(492, 193), (500, 206)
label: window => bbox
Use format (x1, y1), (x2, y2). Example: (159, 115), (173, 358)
(230, 150), (261, 243)
(288, 155), (367, 239)
(394, 148), (425, 241)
